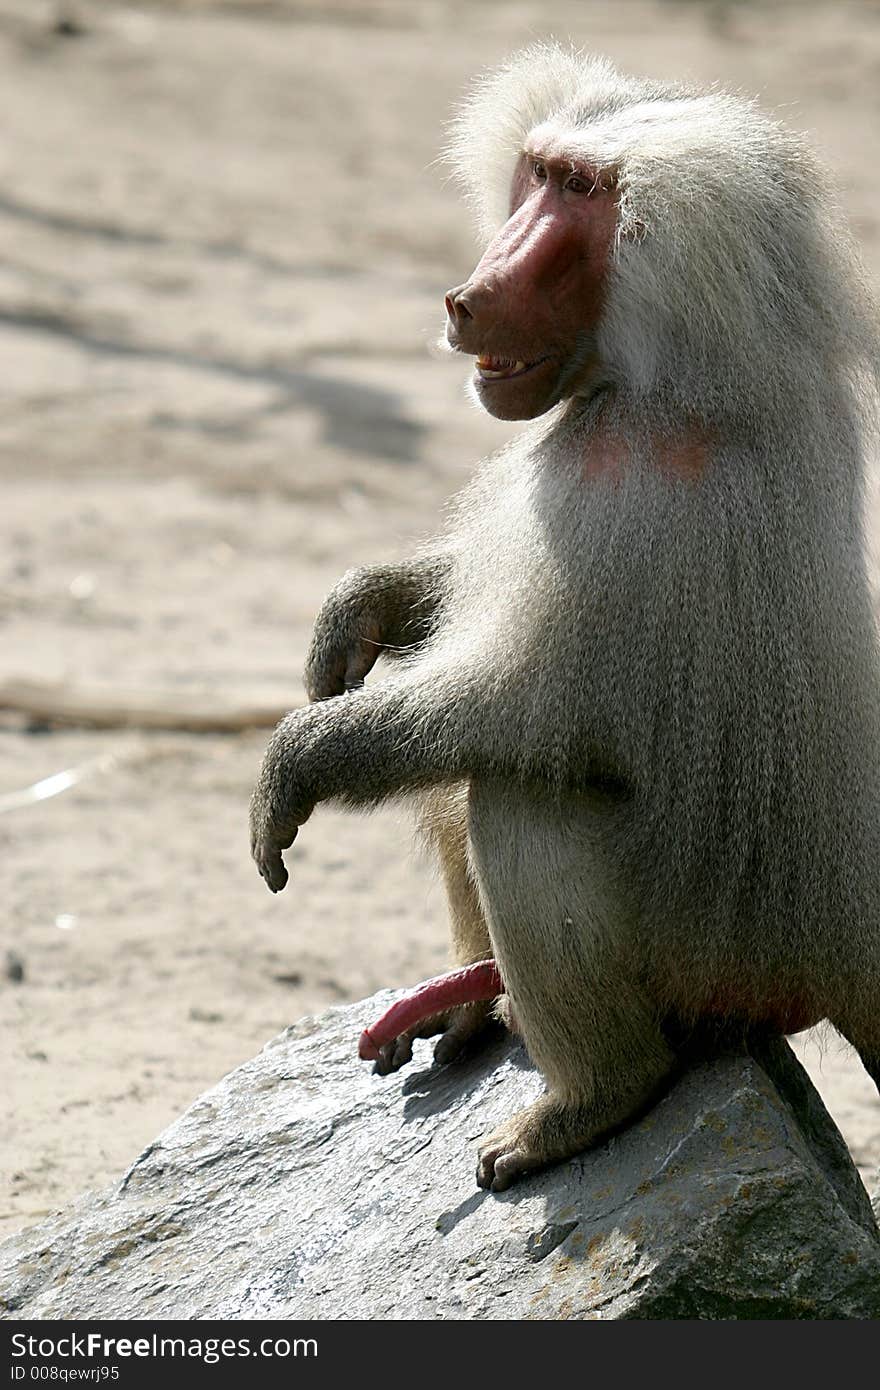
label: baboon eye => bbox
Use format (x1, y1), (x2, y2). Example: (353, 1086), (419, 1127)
(532, 160), (548, 181)
(565, 174), (589, 194)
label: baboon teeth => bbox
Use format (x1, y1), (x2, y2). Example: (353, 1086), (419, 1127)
(476, 355), (528, 379)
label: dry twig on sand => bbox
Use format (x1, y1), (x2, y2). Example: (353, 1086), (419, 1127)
(0, 678), (294, 735)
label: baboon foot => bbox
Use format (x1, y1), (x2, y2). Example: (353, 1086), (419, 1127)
(374, 1000), (496, 1075)
(477, 1094), (597, 1193)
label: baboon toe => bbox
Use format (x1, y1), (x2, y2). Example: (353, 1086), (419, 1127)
(476, 1114), (548, 1192)
(476, 1140), (538, 1192)
(372, 1015), (447, 1075)
(433, 1030), (470, 1065)
(374, 1033), (414, 1074)
(433, 1001), (496, 1066)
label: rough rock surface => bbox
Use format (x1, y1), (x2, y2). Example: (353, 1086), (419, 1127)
(2, 994), (879, 1320)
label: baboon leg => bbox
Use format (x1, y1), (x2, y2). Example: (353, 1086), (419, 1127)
(423, 784), (493, 966)
(468, 778), (675, 1191)
(831, 1017), (880, 1097)
(859, 1052), (880, 1094)
(475, 993), (674, 1191)
(375, 785), (498, 1074)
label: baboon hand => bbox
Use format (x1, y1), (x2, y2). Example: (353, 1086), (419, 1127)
(249, 720), (316, 893)
(249, 793), (307, 893)
(304, 584), (383, 701)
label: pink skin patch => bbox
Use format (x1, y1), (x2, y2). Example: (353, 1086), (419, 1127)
(584, 426), (712, 483)
(358, 960), (504, 1062)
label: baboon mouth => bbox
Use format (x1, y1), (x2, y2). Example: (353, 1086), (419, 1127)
(475, 355), (547, 381)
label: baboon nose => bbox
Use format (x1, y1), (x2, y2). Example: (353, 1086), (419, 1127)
(445, 285), (474, 327)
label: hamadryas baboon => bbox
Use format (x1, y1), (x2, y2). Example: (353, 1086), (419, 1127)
(250, 45), (880, 1191)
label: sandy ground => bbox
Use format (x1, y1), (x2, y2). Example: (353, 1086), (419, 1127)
(1, 0), (880, 1241)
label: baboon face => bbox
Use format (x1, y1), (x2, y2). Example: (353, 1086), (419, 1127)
(445, 150), (618, 420)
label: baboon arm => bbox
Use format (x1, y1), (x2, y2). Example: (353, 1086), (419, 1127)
(250, 674), (493, 892)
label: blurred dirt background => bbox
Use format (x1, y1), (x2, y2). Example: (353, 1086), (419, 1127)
(2, 0), (879, 1239)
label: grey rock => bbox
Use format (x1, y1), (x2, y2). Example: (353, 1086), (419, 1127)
(2, 994), (879, 1320)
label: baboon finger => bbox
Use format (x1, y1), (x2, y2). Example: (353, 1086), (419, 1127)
(344, 642), (381, 691)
